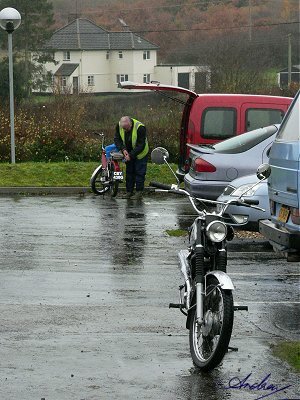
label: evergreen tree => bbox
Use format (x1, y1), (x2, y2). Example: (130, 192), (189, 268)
(0, 0), (54, 97)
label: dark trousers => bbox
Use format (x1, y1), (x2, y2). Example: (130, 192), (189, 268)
(125, 156), (147, 193)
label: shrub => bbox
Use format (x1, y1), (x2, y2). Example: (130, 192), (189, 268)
(0, 92), (183, 163)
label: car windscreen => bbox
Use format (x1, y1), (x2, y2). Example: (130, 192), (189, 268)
(213, 125), (278, 154)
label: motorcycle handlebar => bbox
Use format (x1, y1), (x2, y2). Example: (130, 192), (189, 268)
(149, 182), (261, 215)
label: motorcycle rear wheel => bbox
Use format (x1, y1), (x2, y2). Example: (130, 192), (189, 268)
(189, 276), (233, 371)
(91, 166), (110, 195)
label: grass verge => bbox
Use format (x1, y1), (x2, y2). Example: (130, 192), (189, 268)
(166, 229), (188, 237)
(271, 341), (300, 371)
(0, 162), (178, 187)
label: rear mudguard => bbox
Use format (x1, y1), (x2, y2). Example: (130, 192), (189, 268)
(186, 271), (234, 329)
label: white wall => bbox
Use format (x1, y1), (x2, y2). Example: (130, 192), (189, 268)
(42, 49), (157, 93)
(154, 65), (197, 89)
(39, 48), (207, 93)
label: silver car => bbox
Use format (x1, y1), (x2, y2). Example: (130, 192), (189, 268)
(184, 125), (279, 200)
(217, 174), (270, 231)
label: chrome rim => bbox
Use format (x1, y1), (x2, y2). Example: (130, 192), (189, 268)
(94, 170), (110, 193)
(192, 285), (224, 362)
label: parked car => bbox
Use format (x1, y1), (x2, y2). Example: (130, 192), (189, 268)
(217, 174), (270, 231)
(120, 81), (292, 179)
(259, 90), (300, 261)
(184, 124), (279, 199)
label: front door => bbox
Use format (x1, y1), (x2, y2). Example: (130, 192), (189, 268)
(73, 77), (79, 94)
(178, 73), (190, 89)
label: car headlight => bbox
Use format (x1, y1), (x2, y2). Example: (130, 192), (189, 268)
(231, 183), (263, 197)
(231, 214), (249, 224)
(206, 221), (227, 242)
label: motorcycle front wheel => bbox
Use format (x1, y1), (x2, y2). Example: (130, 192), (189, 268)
(109, 163), (119, 197)
(189, 276), (233, 371)
(90, 166), (110, 195)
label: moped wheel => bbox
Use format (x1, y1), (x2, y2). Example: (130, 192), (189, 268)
(189, 276), (233, 371)
(109, 163), (119, 197)
(90, 166), (110, 195)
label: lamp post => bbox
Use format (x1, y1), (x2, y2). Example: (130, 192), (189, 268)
(0, 7), (21, 164)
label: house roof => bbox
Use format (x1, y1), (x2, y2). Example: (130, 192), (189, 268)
(279, 65), (300, 73)
(54, 63), (79, 76)
(47, 18), (159, 51)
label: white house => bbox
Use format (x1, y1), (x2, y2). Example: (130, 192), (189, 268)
(39, 18), (206, 94)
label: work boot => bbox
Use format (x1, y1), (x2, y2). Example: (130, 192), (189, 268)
(134, 191), (143, 201)
(124, 192), (134, 199)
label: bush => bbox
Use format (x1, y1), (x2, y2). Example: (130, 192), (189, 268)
(0, 92), (183, 163)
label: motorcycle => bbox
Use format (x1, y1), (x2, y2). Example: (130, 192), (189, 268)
(150, 147), (269, 371)
(90, 133), (124, 197)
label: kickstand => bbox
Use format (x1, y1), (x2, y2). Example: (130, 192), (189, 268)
(228, 346), (239, 352)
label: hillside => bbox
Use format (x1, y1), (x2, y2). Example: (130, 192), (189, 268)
(50, 0), (299, 68)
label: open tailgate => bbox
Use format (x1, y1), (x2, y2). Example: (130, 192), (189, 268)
(119, 81), (198, 98)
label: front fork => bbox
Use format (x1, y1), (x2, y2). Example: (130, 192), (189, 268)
(195, 244), (205, 325)
(196, 282), (204, 324)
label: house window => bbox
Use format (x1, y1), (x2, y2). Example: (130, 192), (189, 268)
(106, 51), (110, 60)
(88, 75), (95, 86)
(63, 51), (70, 61)
(118, 51), (123, 59)
(143, 50), (150, 60)
(143, 74), (150, 83)
(116, 74), (128, 84)
(61, 76), (67, 87)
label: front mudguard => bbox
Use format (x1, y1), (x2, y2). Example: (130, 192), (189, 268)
(90, 165), (103, 184)
(206, 271), (234, 290)
(186, 271), (234, 329)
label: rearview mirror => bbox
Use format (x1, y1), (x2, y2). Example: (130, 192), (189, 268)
(257, 163), (271, 180)
(151, 147), (169, 164)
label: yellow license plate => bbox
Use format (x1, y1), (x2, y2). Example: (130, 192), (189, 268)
(278, 206), (290, 223)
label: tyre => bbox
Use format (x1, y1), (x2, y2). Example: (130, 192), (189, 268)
(90, 166), (110, 195)
(109, 163), (119, 197)
(189, 276), (233, 371)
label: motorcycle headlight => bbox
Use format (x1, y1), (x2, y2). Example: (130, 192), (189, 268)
(231, 183), (263, 197)
(206, 221), (227, 242)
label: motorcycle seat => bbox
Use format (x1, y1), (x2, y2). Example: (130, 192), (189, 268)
(111, 151), (124, 161)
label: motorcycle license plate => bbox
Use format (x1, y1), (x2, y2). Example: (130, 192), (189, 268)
(278, 206), (290, 223)
(113, 171), (123, 181)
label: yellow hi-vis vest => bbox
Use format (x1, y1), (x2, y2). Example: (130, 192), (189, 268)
(119, 118), (149, 159)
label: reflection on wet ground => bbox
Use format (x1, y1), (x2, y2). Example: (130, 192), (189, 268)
(0, 195), (299, 400)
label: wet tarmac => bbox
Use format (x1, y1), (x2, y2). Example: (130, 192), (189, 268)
(0, 195), (299, 400)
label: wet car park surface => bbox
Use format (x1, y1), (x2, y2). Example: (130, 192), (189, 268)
(0, 195), (299, 400)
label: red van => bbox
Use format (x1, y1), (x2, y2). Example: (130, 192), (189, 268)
(120, 82), (292, 178)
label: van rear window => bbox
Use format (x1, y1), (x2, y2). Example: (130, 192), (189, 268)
(201, 108), (236, 139)
(276, 92), (300, 141)
(246, 108), (285, 131)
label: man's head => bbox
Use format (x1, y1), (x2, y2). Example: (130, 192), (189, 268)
(119, 116), (132, 131)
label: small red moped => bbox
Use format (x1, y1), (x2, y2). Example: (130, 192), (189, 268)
(90, 133), (124, 197)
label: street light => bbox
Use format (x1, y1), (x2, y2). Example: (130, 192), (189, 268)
(0, 7), (21, 164)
